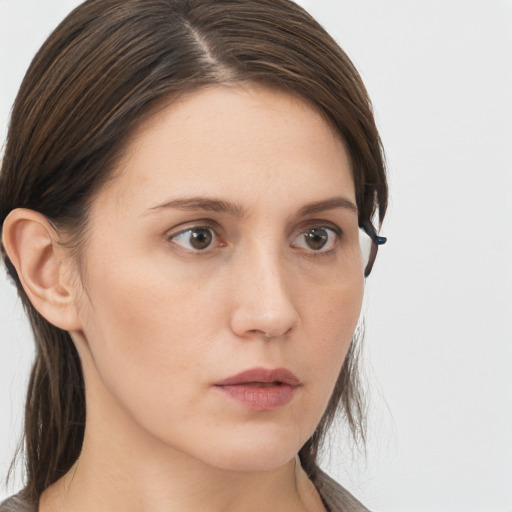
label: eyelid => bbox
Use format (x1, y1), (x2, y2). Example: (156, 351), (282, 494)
(293, 220), (343, 238)
(165, 218), (221, 238)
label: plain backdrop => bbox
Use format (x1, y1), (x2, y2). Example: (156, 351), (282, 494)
(1, 1), (511, 511)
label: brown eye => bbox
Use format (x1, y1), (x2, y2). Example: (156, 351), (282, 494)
(170, 227), (215, 251)
(292, 227), (339, 252)
(304, 228), (328, 250)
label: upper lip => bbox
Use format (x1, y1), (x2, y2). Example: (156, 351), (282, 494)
(214, 367), (301, 386)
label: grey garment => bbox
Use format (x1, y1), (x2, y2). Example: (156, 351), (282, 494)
(312, 468), (371, 512)
(0, 491), (34, 512)
(0, 469), (370, 512)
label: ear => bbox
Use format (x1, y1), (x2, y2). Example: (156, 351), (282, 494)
(2, 208), (82, 331)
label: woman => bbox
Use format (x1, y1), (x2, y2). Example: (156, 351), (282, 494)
(0, 0), (387, 511)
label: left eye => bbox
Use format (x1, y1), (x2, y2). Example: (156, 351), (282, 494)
(292, 227), (339, 252)
(170, 227), (217, 251)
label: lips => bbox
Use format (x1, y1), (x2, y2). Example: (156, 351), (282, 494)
(214, 367), (301, 411)
(215, 367), (301, 387)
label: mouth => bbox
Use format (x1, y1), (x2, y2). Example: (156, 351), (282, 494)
(241, 381), (284, 387)
(213, 367), (301, 411)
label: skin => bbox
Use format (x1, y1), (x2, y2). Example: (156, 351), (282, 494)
(5, 84), (365, 512)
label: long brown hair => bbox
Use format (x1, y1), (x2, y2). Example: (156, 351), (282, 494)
(0, 0), (387, 502)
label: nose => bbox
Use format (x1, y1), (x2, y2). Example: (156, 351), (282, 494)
(229, 247), (299, 340)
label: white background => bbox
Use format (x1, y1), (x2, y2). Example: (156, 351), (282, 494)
(1, 1), (511, 511)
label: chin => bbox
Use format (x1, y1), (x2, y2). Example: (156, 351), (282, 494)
(208, 449), (295, 473)
(194, 429), (306, 473)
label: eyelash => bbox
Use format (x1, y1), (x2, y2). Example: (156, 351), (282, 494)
(167, 223), (342, 255)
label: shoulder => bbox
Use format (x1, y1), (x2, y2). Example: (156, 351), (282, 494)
(0, 491), (36, 512)
(312, 468), (372, 512)
(0, 471), (370, 512)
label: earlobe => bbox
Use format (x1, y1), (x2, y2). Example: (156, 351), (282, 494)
(2, 208), (82, 331)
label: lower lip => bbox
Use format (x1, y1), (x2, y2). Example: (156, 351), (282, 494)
(215, 384), (298, 411)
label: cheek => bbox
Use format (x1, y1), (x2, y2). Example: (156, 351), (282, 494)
(75, 254), (218, 413)
(301, 277), (364, 396)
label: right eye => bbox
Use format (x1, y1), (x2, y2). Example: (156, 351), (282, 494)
(169, 227), (217, 252)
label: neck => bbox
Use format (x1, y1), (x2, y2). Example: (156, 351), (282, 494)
(39, 371), (325, 512)
(41, 439), (318, 512)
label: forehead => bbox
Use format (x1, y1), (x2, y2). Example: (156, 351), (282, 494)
(93, 84), (355, 217)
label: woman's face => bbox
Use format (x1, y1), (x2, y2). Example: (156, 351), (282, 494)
(71, 84), (364, 471)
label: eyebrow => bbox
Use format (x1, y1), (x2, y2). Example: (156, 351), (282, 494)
(297, 197), (358, 217)
(146, 196), (358, 217)
(147, 197), (245, 217)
